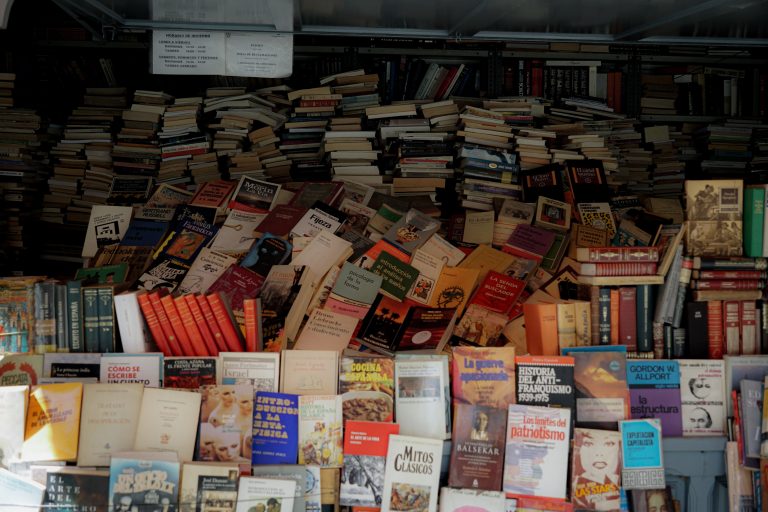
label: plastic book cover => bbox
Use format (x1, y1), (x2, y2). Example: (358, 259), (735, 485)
(108, 455), (181, 512)
(251, 391), (299, 465)
(570, 428), (621, 511)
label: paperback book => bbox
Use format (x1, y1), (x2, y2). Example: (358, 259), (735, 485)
(340, 420), (400, 507)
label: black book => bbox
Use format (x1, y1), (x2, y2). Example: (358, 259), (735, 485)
(520, 163), (564, 202)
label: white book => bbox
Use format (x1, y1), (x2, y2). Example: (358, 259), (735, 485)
(133, 387), (202, 462)
(235, 477), (297, 512)
(381, 435), (443, 512)
(679, 359), (726, 437)
(438, 488), (505, 512)
(394, 355), (449, 440)
(0, 468), (45, 512)
(0, 386), (28, 468)
(179, 462), (240, 512)
(291, 230), (353, 285)
(99, 353), (163, 387)
(281, 350), (339, 396)
(77, 383), (144, 467)
(177, 247), (237, 296)
(218, 352), (280, 392)
(114, 290), (152, 353)
(209, 209), (268, 255)
(81, 205), (133, 259)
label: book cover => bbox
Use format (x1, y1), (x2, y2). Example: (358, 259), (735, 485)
(448, 403), (506, 490)
(234, 476), (296, 512)
(619, 419), (665, 490)
(520, 164), (564, 202)
(82, 205), (133, 259)
(468, 271), (525, 316)
(291, 231), (353, 284)
(504, 224), (556, 262)
(0, 385), (28, 467)
(207, 265), (266, 336)
(535, 196), (571, 232)
(250, 465), (307, 512)
(394, 355), (449, 440)
(338, 354), (395, 422)
(679, 360), (726, 436)
(133, 387), (202, 462)
(108, 454), (180, 512)
(451, 346), (516, 409)
(99, 353), (163, 387)
(324, 262), (383, 319)
(405, 249), (445, 306)
(0, 353), (43, 386)
(179, 462), (239, 512)
(340, 420), (400, 507)
(357, 294), (410, 355)
(241, 234), (293, 278)
(383, 208), (441, 253)
(291, 202), (348, 238)
(252, 391), (299, 465)
(453, 304), (508, 348)
(42, 467), (109, 512)
(685, 179), (743, 257)
(438, 488), (505, 512)
(293, 309), (359, 352)
(298, 395), (344, 467)
(565, 159), (609, 204)
(370, 251), (419, 302)
(197, 384), (253, 463)
(280, 350), (338, 396)
(255, 205), (308, 238)
(627, 360), (683, 437)
(429, 266), (480, 315)
(190, 179), (236, 209)
(176, 248), (237, 296)
(77, 383), (144, 467)
(397, 306), (456, 352)
(0, 277), (41, 353)
(229, 176), (282, 213)
(209, 209), (267, 256)
(503, 404), (571, 500)
(0, 467), (45, 512)
(381, 435), (442, 512)
(561, 346), (630, 429)
(22, 382), (83, 462)
(570, 428), (622, 511)
(515, 355), (576, 411)
(260, 265), (315, 352)
(577, 202), (617, 238)
(163, 356), (218, 389)
(740, 379), (763, 460)
(219, 352), (279, 392)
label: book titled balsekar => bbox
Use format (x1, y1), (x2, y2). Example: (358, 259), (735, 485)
(251, 391), (299, 465)
(619, 419), (665, 490)
(338, 354), (395, 422)
(452, 346), (516, 409)
(679, 360), (725, 436)
(627, 360), (683, 437)
(340, 420), (400, 507)
(448, 403), (506, 491)
(570, 428), (622, 511)
(108, 452), (180, 512)
(515, 355), (575, 411)
(503, 404), (571, 500)
(381, 434), (443, 512)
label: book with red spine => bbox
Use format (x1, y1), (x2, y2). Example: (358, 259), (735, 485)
(610, 288), (620, 345)
(244, 298), (259, 352)
(195, 294), (228, 353)
(589, 286), (600, 345)
(576, 262), (658, 276)
(183, 294), (219, 357)
(467, 270), (526, 316)
(575, 246), (660, 263)
(691, 280), (765, 290)
(173, 295), (210, 357)
(723, 300), (741, 356)
(706, 300), (724, 359)
(160, 294), (195, 356)
(136, 292), (171, 356)
(693, 270), (767, 280)
(147, 291), (183, 356)
(740, 301), (758, 355)
(206, 292), (244, 352)
(618, 287), (637, 351)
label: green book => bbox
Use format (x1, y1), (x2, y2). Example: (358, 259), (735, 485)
(82, 287), (100, 353)
(66, 280), (83, 352)
(744, 185), (765, 257)
(369, 250), (419, 301)
(97, 286), (115, 353)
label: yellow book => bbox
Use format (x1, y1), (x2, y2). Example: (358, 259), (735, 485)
(22, 382), (83, 461)
(458, 244), (514, 282)
(556, 302), (577, 349)
(429, 266), (480, 316)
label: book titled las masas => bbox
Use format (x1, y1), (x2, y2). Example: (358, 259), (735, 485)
(340, 420), (400, 507)
(449, 403), (506, 491)
(252, 391), (299, 465)
(503, 404), (571, 500)
(451, 346), (516, 410)
(109, 452), (180, 512)
(627, 360), (683, 437)
(620, 419), (665, 490)
(381, 435), (442, 512)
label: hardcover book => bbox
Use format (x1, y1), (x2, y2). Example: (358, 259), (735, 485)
(163, 356), (218, 389)
(22, 382), (83, 462)
(451, 346), (516, 409)
(207, 265), (266, 336)
(381, 435), (443, 512)
(338, 354), (395, 422)
(340, 420), (400, 507)
(197, 384), (253, 463)
(515, 355), (576, 411)
(133, 387), (202, 462)
(627, 360), (683, 437)
(570, 428), (622, 511)
(520, 164), (564, 202)
(108, 453), (181, 512)
(503, 404), (571, 500)
(448, 403), (506, 490)
(679, 360), (726, 436)
(252, 391), (299, 465)
(298, 395), (343, 467)
(619, 419), (665, 490)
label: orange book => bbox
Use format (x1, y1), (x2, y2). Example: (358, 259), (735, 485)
(522, 303), (559, 356)
(610, 288), (620, 345)
(244, 298), (259, 352)
(184, 294), (219, 356)
(22, 382), (83, 461)
(206, 292), (244, 352)
(174, 295), (210, 357)
(148, 291), (183, 356)
(196, 294), (229, 353)
(160, 295), (195, 356)
(136, 292), (171, 356)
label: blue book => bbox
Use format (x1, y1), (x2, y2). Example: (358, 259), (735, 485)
(252, 391), (299, 465)
(619, 418), (665, 490)
(598, 287), (611, 345)
(108, 455), (180, 511)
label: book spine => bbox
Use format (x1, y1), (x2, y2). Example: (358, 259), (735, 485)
(598, 287), (611, 345)
(206, 293), (245, 352)
(652, 321), (664, 359)
(582, 262), (658, 276)
(692, 280), (765, 290)
(590, 285), (601, 345)
(618, 286), (637, 351)
(196, 294), (229, 353)
(184, 295), (219, 357)
(578, 246), (660, 262)
(244, 298), (259, 352)
(741, 300), (758, 355)
(136, 292), (171, 356)
(694, 257), (766, 270)
(33, 281), (56, 353)
(55, 284), (68, 352)
(97, 287), (115, 353)
(723, 300), (741, 356)
(174, 295), (210, 357)
(694, 270), (766, 280)
(692, 289), (764, 301)
(706, 300), (724, 359)
(672, 256), (693, 328)
(744, 186), (765, 257)
(762, 301), (768, 354)
(686, 301), (709, 359)
(82, 286), (100, 353)
(672, 326), (686, 359)
(635, 284), (654, 353)
(663, 323), (673, 358)
(160, 295), (194, 356)
(148, 292), (183, 356)
(556, 303), (576, 350)
(573, 301), (591, 346)
(610, 288), (619, 345)
(66, 281), (83, 352)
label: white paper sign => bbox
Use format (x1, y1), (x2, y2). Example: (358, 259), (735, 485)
(152, 30), (226, 75)
(225, 32), (293, 78)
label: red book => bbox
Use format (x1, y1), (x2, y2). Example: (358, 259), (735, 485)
(609, 288), (620, 345)
(174, 295), (210, 357)
(575, 246), (660, 263)
(606, 72), (616, 110)
(148, 291), (183, 356)
(590, 286), (601, 345)
(184, 294), (219, 357)
(136, 292), (171, 356)
(434, 66), (459, 100)
(694, 270), (766, 280)
(723, 300), (741, 356)
(160, 295), (195, 356)
(206, 292), (244, 352)
(190, 179), (236, 209)
(707, 300), (724, 359)
(576, 262), (657, 276)
(244, 298), (259, 352)
(692, 280), (765, 290)
(740, 301), (758, 355)
(254, 204), (308, 237)
(468, 271), (525, 316)
(618, 287), (637, 351)
(195, 294), (229, 353)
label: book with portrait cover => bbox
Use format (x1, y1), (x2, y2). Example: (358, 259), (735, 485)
(503, 404), (571, 500)
(561, 346), (630, 430)
(679, 360), (726, 437)
(515, 355), (575, 411)
(42, 467), (109, 512)
(340, 420), (400, 507)
(163, 356), (218, 389)
(179, 462), (239, 512)
(627, 360), (683, 437)
(298, 395), (343, 468)
(570, 428), (622, 511)
(619, 419), (665, 490)
(108, 452), (180, 512)
(197, 384), (253, 463)
(234, 476), (296, 512)
(381, 435), (442, 512)
(338, 354), (395, 423)
(448, 403), (506, 491)
(252, 391), (299, 465)
(685, 179), (743, 257)
(438, 488), (506, 512)
(452, 346), (516, 410)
